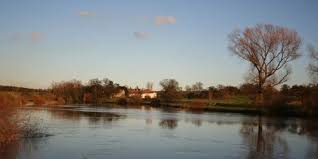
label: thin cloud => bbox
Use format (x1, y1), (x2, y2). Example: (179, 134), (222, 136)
(31, 32), (43, 41)
(134, 32), (150, 40)
(155, 16), (176, 25)
(79, 11), (96, 17)
(8, 32), (22, 43)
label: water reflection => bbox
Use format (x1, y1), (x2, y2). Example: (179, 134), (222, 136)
(298, 119), (318, 158)
(145, 118), (152, 125)
(3, 106), (318, 159)
(191, 120), (202, 127)
(1, 138), (48, 159)
(159, 119), (178, 129)
(240, 116), (290, 159)
(49, 109), (125, 124)
(0, 140), (20, 159)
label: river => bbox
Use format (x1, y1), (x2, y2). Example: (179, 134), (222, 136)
(1, 105), (318, 159)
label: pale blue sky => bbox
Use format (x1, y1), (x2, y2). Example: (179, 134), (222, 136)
(0, 0), (318, 89)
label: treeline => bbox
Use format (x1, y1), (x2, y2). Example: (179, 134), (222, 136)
(50, 78), (128, 104)
(186, 83), (318, 106)
(160, 80), (318, 116)
(49, 78), (317, 107)
(0, 85), (58, 106)
(0, 85), (47, 93)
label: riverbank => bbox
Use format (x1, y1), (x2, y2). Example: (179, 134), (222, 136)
(0, 92), (51, 148)
(0, 91), (312, 118)
(0, 91), (62, 107)
(93, 97), (309, 118)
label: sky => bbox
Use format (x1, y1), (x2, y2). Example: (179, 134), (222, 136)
(0, 0), (318, 89)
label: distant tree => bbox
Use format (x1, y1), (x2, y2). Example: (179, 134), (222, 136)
(89, 78), (102, 87)
(88, 78), (103, 104)
(240, 83), (258, 96)
(159, 79), (182, 102)
(219, 86), (239, 97)
(208, 86), (219, 99)
(146, 82), (154, 90)
(185, 85), (191, 91)
(305, 45), (318, 114)
(229, 24), (302, 105)
(192, 82), (203, 91)
(308, 45), (318, 84)
(102, 78), (116, 98)
(102, 78), (113, 86)
(51, 79), (84, 104)
(280, 84), (290, 96)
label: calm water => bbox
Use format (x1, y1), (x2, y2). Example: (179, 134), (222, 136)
(1, 105), (318, 159)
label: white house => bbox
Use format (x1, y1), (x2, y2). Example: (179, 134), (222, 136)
(141, 90), (157, 99)
(128, 88), (157, 99)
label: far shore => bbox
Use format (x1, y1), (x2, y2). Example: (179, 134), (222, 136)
(23, 99), (308, 118)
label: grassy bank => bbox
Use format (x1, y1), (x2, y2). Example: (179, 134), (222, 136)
(93, 96), (310, 117)
(0, 91), (62, 107)
(0, 92), (21, 146)
(0, 92), (54, 148)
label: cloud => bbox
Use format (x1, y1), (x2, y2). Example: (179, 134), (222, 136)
(8, 32), (22, 42)
(134, 32), (150, 40)
(79, 11), (95, 17)
(31, 32), (43, 41)
(155, 16), (176, 25)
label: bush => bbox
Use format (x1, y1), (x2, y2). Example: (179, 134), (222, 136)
(0, 92), (21, 147)
(263, 93), (292, 116)
(127, 97), (142, 105)
(33, 95), (46, 105)
(0, 92), (50, 148)
(189, 100), (208, 109)
(265, 94), (289, 107)
(117, 98), (127, 105)
(150, 99), (161, 106)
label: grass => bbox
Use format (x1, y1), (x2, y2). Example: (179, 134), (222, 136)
(0, 92), (21, 147)
(0, 92), (51, 149)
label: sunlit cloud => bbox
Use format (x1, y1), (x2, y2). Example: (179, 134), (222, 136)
(31, 32), (43, 41)
(134, 32), (150, 40)
(79, 11), (96, 17)
(7, 32), (44, 43)
(155, 16), (176, 25)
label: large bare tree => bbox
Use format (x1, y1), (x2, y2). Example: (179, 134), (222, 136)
(229, 24), (302, 104)
(308, 45), (318, 84)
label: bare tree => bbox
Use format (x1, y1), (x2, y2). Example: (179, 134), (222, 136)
(159, 79), (182, 102)
(229, 24), (301, 104)
(308, 44), (318, 84)
(185, 85), (191, 91)
(192, 82), (203, 91)
(51, 79), (84, 104)
(146, 82), (153, 90)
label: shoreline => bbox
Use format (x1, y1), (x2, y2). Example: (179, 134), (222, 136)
(32, 100), (310, 118)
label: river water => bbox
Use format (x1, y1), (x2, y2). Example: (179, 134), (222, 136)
(1, 105), (318, 159)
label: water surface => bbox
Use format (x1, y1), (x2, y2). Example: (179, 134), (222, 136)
(1, 105), (318, 159)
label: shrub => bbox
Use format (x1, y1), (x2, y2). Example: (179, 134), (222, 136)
(189, 100), (208, 109)
(127, 97), (142, 105)
(150, 99), (161, 106)
(33, 95), (46, 105)
(117, 98), (127, 105)
(0, 92), (50, 148)
(0, 92), (21, 147)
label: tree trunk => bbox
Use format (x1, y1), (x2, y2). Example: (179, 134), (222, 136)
(256, 90), (264, 106)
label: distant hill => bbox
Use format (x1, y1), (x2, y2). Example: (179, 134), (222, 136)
(0, 85), (47, 92)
